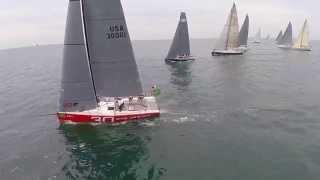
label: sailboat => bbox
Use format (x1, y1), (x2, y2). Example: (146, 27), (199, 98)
(57, 0), (160, 124)
(275, 30), (283, 44)
(238, 14), (249, 51)
(265, 34), (270, 40)
(211, 3), (243, 56)
(292, 19), (311, 51)
(278, 22), (293, 49)
(166, 12), (194, 62)
(253, 29), (261, 43)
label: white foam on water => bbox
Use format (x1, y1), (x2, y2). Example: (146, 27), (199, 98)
(140, 121), (156, 127)
(171, 116), (196, 124)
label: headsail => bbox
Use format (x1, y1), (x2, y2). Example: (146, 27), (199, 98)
(166, 12), (191, 59)
(81, 0), (143, 97)
(276, 30), (283, 43)
(239, 14), (249, 46)
(293, 20), (310, 49)
(279, 22), (293, 46)
(59, 0), (97, 112)
(215, 3), (240, 50)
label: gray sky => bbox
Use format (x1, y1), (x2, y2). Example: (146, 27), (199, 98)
(0, 0), (317, 49)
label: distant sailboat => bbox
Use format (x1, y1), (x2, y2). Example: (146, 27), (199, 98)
(265, 34), (270, 40)
(212, 3), (243, 56)
(58, 0), (160, 124)
(292, 19), (311, 51)
(275, 30), (283, 44)
(239, 14), (249, 50)
(278, 22), (293, 49)
(253, 29), (261, 43)
(166, 12), (194, 62)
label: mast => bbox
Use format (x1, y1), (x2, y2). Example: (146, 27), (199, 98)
(79, 0), (97, 100)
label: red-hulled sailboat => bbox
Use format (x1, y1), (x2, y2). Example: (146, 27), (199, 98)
(58, 0), (160, 124)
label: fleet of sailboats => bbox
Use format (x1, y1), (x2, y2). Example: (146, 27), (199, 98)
(55, 1), (312, 124)
(166, 12), (194, 62)
(212, 3), (244, 56)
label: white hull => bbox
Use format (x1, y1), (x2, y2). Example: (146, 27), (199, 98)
(291, 47), (312, 51)
(212, 49), (244, 56)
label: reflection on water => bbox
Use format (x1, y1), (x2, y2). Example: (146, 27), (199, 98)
(166, 61), (193, 90)
(59, 124), (165, 179)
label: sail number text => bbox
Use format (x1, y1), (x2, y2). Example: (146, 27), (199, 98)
(106, 25), (127, 39)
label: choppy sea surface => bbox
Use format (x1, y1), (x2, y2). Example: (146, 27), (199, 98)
(1, 39), (320, 180)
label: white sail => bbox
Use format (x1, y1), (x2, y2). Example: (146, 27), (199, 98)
(293, 20), (310, 49)
(215, 3), (240, 50)
(254, 29), (261, 43)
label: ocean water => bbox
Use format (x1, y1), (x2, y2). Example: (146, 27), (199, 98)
(1, 39), (320, 180)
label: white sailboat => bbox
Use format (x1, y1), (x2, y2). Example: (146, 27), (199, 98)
(292, 19), (311, 51)
(253, 29), (261, 43)
(212, 3), (243, 56)
(57, 0), (160, 124)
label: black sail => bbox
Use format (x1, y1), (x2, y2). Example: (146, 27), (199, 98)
(276, 30), (283, 42)
(279, 22), (293, 46)
(239, 14), (249, 46)
(59, 0), (97, 112)
(81, 0), (143, 97)
(166, 12), (191, 59)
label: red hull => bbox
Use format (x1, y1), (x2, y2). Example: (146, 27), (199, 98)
(57, 112), (160, 124)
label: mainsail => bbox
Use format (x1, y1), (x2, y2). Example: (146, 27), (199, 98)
(276, 30), (283, 43)
(293, 20), (310, 49)
(59, 0), (97, 112)
(215, 3), (240, 50)
(81, 0), (143, 97)
(166, 12), (191, 59)
(239, 14), (249, 46)
(279, 22), (293, 46)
